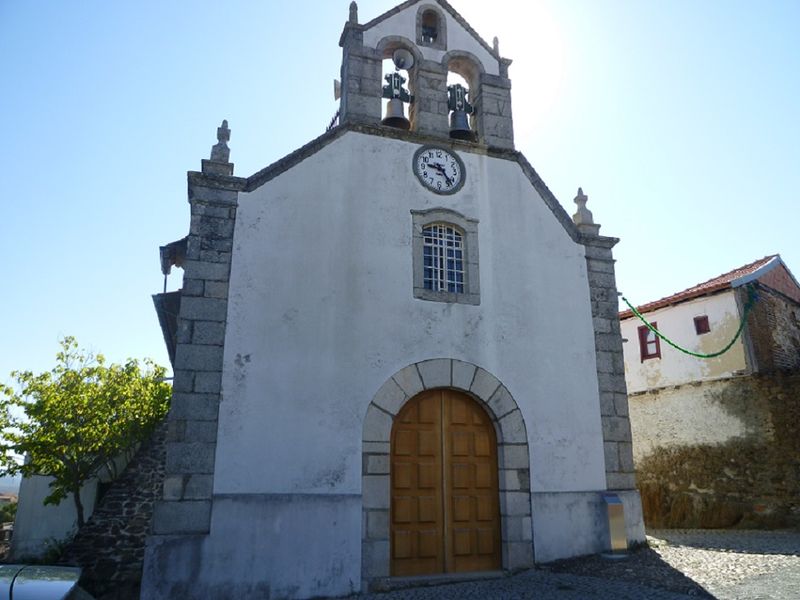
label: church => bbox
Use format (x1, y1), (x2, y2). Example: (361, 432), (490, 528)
(144, 1), (644, 597)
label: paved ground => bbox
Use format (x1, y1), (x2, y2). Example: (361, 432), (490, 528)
(347, 530), (800, 599)
(648, 530), (800, 600)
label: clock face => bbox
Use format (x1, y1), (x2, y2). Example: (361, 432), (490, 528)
(413, 146), (465, 194)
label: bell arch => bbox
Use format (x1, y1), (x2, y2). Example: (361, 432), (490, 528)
(361, 359), (533, 587)
(442, 51), (485, 141)
(375, 35), (425, 65)
(416, 4), (447, 50)
(442, 49), (486, 92)
(375, 36), (423, 132)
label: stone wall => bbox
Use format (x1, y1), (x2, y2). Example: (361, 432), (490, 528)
(59, 421), (166, 600)
(745, 284), (800, 373)
(153, 156), (244, 539)
(582, 236), (637, 491)
(633, 373), (800, 528)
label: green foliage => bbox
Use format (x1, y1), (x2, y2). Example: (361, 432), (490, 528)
(0, 337), (170, 527)
(0, 501), (16, 523)
(41, 535), (70, 564)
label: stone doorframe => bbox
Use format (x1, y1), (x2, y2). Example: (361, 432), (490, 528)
(361, 359), (534, 589)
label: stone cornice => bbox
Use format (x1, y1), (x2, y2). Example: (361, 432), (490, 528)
(188, 171), (247, 192)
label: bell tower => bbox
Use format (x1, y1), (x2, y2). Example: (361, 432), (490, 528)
(338, 0), (514, 148)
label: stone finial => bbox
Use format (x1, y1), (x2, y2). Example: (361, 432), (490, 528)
(573, 187), (601, 235)
(349, 1), (358, 23)
(202, 119), (234, 176)
(210, 119), (230, 163)
(493, 36), (500, 55)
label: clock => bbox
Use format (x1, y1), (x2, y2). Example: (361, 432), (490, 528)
(413, 146), (465, 194)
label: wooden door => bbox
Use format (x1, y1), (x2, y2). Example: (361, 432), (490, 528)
(391, 389), (501, 576)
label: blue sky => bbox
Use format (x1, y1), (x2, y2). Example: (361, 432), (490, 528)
(1, 0), (798, 380)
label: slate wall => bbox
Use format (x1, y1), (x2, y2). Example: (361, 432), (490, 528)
(59, 422), (166, 600)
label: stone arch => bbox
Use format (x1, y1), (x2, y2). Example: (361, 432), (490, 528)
(442, 49), (486, 92)
(374, 35), (425, 65)
(416, 4), (447, 50)
(442, 50), (485, 140)
(375, 36), (424, 132)
(361, 359), (533, 588)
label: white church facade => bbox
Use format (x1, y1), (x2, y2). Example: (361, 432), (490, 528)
(144, 1), (644, 598)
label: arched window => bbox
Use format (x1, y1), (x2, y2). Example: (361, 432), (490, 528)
(423, 224), (464, 293)
(416, 6), (447, 50)
(421, 10), (439, 44)
(412, 208), (479, 305)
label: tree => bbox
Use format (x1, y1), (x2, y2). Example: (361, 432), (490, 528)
(0, 337), (170, 528)
(0, 500), (16, 524)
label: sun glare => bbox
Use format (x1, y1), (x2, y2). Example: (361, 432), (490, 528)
(456, 0), (567, 138)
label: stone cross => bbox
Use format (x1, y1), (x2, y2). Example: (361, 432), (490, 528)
(572, 187), (601, 235)
(202, 119), (234, 176)
(210, 119), (231, 163)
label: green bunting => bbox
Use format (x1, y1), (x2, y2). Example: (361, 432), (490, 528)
(621, 285), (758, 359)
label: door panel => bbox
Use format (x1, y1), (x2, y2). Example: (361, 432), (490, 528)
(391, 390), (444, 576)
(390, 389), (501, 576)
(443, 390), (501, 573)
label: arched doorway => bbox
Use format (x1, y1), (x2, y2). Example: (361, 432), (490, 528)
(390, 389), (501, 576)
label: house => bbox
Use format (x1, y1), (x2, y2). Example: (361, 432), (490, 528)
(143, 1), (644, 598)
(620, 255), (800, 528)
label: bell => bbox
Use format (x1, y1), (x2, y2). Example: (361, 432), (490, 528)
(449, 109), (474, 140)
(382, 98), (410, 130)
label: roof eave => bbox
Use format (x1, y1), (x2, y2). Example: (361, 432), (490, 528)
(731, 255), (781, 288)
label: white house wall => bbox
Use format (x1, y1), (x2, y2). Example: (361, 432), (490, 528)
(11, 475), (98, 559)
(621, 292), (748, 394)
(362, 6), (500, 75)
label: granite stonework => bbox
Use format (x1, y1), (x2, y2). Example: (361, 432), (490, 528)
(361, 361), (534, 591)
(571, 189), (637, 492)
(152, 122), (245, 538)
(339, 0), (513, 149)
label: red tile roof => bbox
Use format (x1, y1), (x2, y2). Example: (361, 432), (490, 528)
(620, 255), (779, 319)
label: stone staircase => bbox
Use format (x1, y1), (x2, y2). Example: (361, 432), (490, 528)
(59, 422), (166, 600)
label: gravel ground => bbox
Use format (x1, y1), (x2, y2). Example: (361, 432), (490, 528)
(347, 529), (800, 599)
(549, 529), (800, 599)
(647, 529), (800, 600)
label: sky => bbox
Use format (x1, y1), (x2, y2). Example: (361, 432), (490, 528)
(1, 0), (798, 382)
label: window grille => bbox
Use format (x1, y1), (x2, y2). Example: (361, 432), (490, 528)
(423, 224), (464, 293)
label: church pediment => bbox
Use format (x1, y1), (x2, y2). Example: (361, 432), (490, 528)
(354, 0), (502, 75)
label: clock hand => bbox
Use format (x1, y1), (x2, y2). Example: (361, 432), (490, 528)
(430, 163), (452, 184)
(431, 164), (453, 186)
